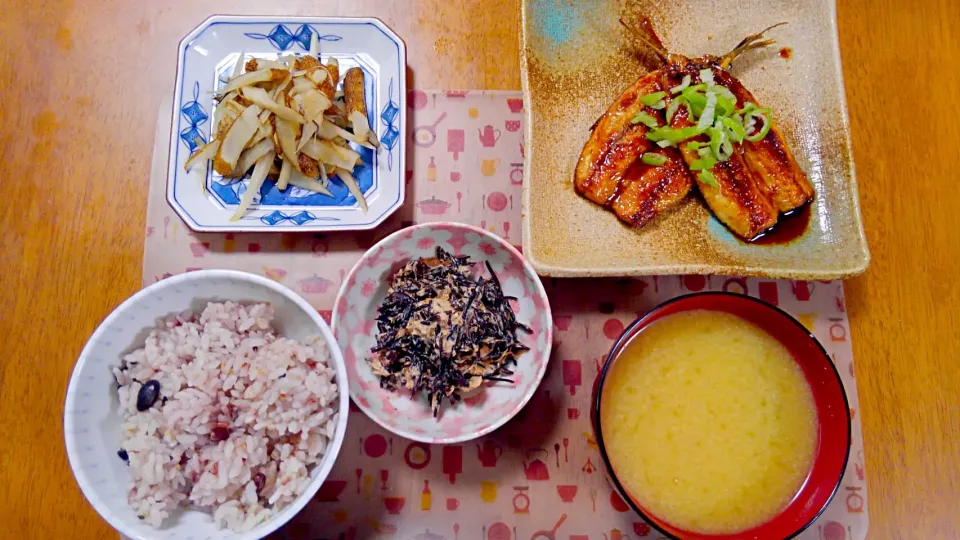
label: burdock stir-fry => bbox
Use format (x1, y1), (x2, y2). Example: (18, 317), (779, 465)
(369, 247), (530, 416)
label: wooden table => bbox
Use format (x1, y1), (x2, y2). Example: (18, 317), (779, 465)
(1, 1), (958, 538)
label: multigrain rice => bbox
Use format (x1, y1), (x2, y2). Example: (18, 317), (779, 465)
(113, 302), (338, 531)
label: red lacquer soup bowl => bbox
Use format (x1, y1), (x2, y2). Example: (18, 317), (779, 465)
(591, 292), (851, 540)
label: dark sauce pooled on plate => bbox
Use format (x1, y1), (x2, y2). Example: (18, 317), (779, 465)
(369, 247), (530, 416)
(748, 205), (811, 245)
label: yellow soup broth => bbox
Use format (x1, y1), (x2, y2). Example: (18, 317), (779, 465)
(600, 310), (818, 535)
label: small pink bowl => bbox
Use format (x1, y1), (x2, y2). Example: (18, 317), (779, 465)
(332, 222), (553, 443)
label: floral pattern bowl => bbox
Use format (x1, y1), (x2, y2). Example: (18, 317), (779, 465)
(332, 222), (553, 443)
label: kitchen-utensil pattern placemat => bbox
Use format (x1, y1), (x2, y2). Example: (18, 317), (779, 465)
(142, 90), (868, 540)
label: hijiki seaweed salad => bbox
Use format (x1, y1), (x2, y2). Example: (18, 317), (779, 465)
(369, 247), (530, 416)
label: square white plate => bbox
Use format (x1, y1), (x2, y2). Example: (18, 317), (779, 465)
(167, 16), (406, 232)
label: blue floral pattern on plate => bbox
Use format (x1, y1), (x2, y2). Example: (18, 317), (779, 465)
(244, 24), (342, 51)
(167, 16), (406, 232)
(379, 78), (401, 171)
(179, 82), (208, 151)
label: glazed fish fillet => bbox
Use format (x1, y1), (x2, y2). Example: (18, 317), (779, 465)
(712, 68), (814, 213)
(665, 67), (778, 239)
(574, 72), (694, 228)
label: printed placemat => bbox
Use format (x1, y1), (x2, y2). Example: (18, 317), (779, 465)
(142, 91), (868, 540)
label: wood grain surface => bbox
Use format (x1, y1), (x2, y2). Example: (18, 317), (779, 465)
(0, 1), (957, 538)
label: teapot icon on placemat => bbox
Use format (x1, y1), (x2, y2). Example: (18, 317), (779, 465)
(477, 440), (503, 467)
(479, 125), (502, 147)
(523, 449), (550, 480)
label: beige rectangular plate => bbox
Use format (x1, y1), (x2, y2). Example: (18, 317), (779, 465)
(521, 0), (869, 278)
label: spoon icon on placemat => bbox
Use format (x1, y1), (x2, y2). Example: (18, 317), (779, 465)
(563, 438), (569, 463)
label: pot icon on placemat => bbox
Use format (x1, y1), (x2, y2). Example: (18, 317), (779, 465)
(417, 196), (452, 216)
(298, 275), (335, 294)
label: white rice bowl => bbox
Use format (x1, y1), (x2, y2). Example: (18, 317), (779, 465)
(64, 270), (349, 540)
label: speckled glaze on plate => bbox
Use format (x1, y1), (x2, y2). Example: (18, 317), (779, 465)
(520, 0), (869, 278)
(331, 222), (553, 444)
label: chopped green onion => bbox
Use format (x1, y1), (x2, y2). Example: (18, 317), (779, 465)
(720, 139), (734, 160)
(646, 125), (705, 143)
(713, 85), (737, 104)
(744, 109), (773, 142)
(736, 102), (758, 115)
(670, 75), (692, 94)
(696, 92), (718, 130)
(650, 100), (667, 110)
(718, 116), (746, 142)
(687, 141), (706, 151)
(699, 68), (715, 85)
(631, 111), (659, 129)
(665, 96), (684, 124)
(697, 146), (712, 157)
(716, 94), (736, 117)
(691, 155), (717, 171)
(698, 170), (719, 187)
(681, 85), (708, 101)
(641, 153), (668, 166)
(656, 139), (674, 148)
(682, 86), (708, 117)
(707, 127), (734, 161)
(639, 91), (668, 106)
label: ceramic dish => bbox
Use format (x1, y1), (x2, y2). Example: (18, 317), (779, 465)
(520, 0), (869, 278)
(332, 222), (553, 444)
(593, 292), (850, 539)
(168, 16), (406, 232)
(64, 270), (350, 540)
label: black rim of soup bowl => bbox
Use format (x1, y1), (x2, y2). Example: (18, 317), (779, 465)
(591, 292), (852, 540)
